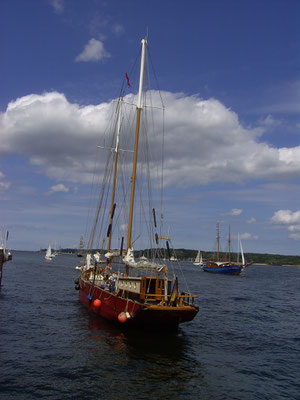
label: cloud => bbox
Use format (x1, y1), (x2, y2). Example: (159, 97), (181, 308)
(46, 183), (69, 195)
(2, 91), (300, 188)
(112, 24), (124, 35)
(247, 217), (256, 224)
(222, 208), (243, 216)
(289, 232), (300, 240)
(0, 171), (10, 193)
(49, 0), (64, 14)
(260, 114), (281, 128)
(271, 209), (300, 225)
(239, 232), (259, 240)
(75, 39), (110, 62)
(271, 209), (300, 241)
(255, 80), (300, 115)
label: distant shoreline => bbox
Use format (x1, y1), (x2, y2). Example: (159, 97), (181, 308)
(253, 263), (300, 267)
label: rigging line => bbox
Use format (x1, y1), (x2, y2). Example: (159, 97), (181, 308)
(169, 240), (191, 294)
(125, 45), (141, 91)
(108, 174), (130, 251)
(145, 51), (165, 241)
(135, 169), (154, 254)
(139, 114), (148, 246)
(144, 120), (157, 255)
(92, 99), (126, 250)
(140, 133), (157, 259)
(118, 147), (132, 224)
(88, 148), (114, 250)
(141, 105), (157, 253)
(104, 149), (130, 251)
(159, 107), (165, 236)
(115, 50), (139, 102)
(99, 159), (117, 245)
(84, 82), (125, 246)
(86, 98), (122, 250)
(148, 45), (165, 109)
(83, 145), (103, 244)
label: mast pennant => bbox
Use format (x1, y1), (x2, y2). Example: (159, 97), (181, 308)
(125, 72), (131, 87)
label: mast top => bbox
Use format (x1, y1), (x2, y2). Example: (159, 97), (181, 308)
(137, 38), (147, 109)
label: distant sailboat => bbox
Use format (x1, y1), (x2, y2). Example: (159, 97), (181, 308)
(193, 249), (203, 266)
(77, 236), (84, 257)
(203, 224), (251, 275)
(0, 230), (12, 285)
(45, 244), (54, 261)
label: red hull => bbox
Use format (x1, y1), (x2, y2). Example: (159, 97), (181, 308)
(79, 279), (142, 322)
(79, 278), (198, 327)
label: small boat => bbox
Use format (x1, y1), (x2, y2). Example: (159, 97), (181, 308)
(75, 38), (199, 328)
(203, 224), (248, 275)
(45, 244), (54, 260)
(193, 249), (204, 266)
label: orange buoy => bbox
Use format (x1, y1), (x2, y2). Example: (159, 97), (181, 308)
(93, 299), (102, 308)
(118, 312), (127, 323)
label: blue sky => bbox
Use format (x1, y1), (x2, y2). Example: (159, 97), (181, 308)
(1, 0), (300, 255)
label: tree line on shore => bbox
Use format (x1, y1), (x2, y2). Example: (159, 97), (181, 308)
(41, 248), (300, 266)
(173, 249), (300, 266)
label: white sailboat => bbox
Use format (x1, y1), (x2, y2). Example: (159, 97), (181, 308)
(193, 249), (203, 266)
(237, 233), (246, 269)
(45, 244), (54, 260)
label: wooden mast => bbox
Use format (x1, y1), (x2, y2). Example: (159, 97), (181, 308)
(125, 38), (147, 275)
(217, 223), (220, 262)
(228, 224), (231, 263)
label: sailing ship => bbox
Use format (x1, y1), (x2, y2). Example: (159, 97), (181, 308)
(203, 224), (249, 274)
(77, 236), (84, 257)
(45, 244), (54, 260)
(0, 231), (12, 284)
(193, 249), (204, 266)
(75, 38), (199, 328)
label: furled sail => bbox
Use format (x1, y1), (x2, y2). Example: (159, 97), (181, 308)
(123, 248), (165, 272)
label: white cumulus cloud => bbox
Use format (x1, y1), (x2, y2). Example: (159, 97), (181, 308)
(271, 209), (300, 225)
(222, 208), (243, 216)
(239, 232), (259, 240)
(2, 91), (300, 188)
(271, 209), (300, 241)
(46, 183), (69, 195)
(0, 171), (10, 193)
(75, 39), (110, 62)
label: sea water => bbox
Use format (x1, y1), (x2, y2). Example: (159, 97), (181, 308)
(0, 251), (299, 399)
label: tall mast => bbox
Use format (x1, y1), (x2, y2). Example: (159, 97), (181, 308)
(228, 224), (231, 263)
(107, 98), (123, 252)
(126, 38), (147, 260)
(237, 233), (240, 263)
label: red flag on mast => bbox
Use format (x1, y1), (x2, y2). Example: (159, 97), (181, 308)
(125, 72), (131, 87)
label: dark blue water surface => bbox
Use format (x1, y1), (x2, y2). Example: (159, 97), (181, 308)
(0, 251), (299, 399)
